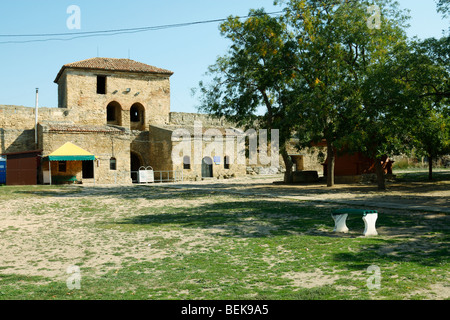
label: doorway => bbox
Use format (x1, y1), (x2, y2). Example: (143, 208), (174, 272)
(82, 161), (94, 179)
(202, 157), (213, 178)
(131, 152), (142, 183)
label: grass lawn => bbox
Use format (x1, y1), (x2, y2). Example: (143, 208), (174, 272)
(0, 177), (448, 300)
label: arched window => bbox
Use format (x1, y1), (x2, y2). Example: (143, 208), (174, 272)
(183, 156), (191, 170)
(130, 103), (145, 130)
(110, 157), (117, 171)
(107, 102), (122, 126)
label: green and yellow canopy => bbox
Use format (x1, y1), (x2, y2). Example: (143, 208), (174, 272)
(47, 142), (96, 161)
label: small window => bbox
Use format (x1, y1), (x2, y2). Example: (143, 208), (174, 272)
(97, 75), (107, 94)
(58, 161), (67, 173)
(183, 156), (191, 170)
(110, 158), (117, 171)
(224, 156), (230, 170)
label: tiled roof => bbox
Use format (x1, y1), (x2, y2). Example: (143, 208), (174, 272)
(43, 123), (125, 134)
(54, 57), (174, 82)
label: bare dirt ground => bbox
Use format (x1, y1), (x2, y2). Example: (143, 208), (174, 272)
(0, 171), (448, 299)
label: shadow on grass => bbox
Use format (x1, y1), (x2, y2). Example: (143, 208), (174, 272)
(124, 190), (450, 255)
(100, 198), (450, 267)
(106, 200), (332, 238)
(333, 233), (450, 269)
(394, 170), (450, 183)
(11, 185), (212, 201)
(13, 182), (450, 213)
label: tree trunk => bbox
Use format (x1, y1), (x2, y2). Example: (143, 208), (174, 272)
(281, 147), (293, 184)
(428, 155), (433, 181)
(375, 158), (386, 191)
(326, 140), (335, 187)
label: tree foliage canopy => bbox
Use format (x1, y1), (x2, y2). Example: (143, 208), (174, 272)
(196, 0), (449, 187)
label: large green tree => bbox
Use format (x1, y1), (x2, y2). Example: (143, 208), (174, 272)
(196, 9), (299, 182)
(280, 0), (410, 188)
(357, 33), (449, 186)
(197, 0), (447, 190)
(414, 110), (450, 180)
(408, 4), (450, 179)
(357, 40), (422, 190)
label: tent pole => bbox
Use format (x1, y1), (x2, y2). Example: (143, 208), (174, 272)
(93, 160), (96, 186)
(49, 161), (52, 185)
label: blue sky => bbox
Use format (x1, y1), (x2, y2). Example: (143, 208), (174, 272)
(0, 0), (448, 113)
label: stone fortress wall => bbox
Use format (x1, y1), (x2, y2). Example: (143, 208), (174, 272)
(0, 105), (71, 154)
(0, 103), (325, 183)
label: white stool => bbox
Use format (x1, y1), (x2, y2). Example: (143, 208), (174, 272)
(363, 214), (378, 236)
(332, 213), (349, 233)
(332, 209), (378, 237)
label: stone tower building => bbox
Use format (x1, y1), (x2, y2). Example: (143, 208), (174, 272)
(54, 57), (173, 128)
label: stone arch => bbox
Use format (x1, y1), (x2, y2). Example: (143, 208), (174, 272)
(130, 151), (143, 172)
(130, 151), (144, 183)
(130, 102), (146, 131)
(106, 101), (122, 126)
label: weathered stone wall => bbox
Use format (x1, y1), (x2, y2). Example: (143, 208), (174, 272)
(169, 112), (233, 127)
(167, 126), (247, 181)
(1, 103), (326, 183)
(286, 141), (326, 174)
(0, 105), (109, 154)
(148, 126), (174, 172)
(169, 114), (325, 176)
(172, 137), (247, 181)
(0, 105), (72, 129)
(39, 125), (132, 185)
(58, 70), (171, 128)
(0, 105), (75, 154)
(0, 129), (36, 154)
